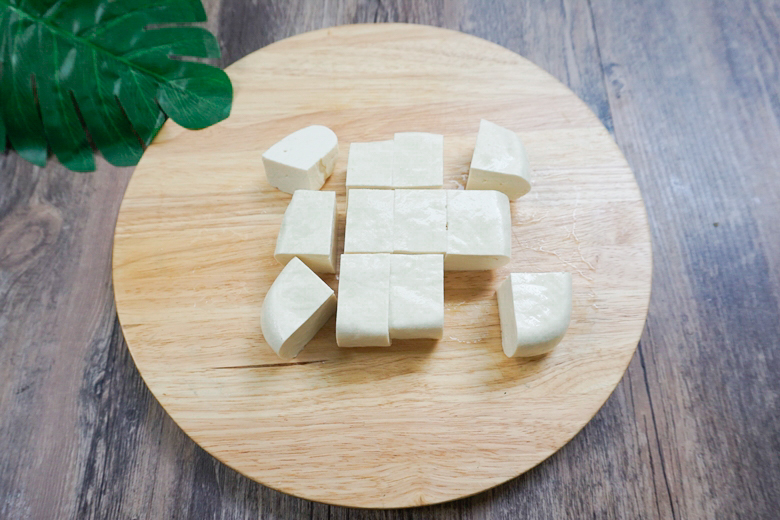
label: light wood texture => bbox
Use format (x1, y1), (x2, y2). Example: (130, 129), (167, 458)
(112, 24), (651, 508)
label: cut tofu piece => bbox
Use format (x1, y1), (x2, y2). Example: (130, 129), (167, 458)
(496, 272), (572, 357)
(262, 125), (339, 194)
(394, 132), (443, 188)
(336, 254), (392, 347)
(390, 254), (444, 339)
(467, 119), (531, 200)
(261, 257), (337, 359)
(445, 190), (512, 270)
(393, 189), (447, 254)
(343, 189), (394, 253)
(274, 190), (338, 273)
(346, 140), (395, 190)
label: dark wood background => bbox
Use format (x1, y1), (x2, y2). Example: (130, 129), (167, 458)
(2, 1), (779, 518)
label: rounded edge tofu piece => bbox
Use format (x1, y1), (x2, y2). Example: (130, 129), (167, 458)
(467, 119), (531, 200)
(262, 125), (339, 194)
(445, 190), (511, 270)
(274, 190), (338, 273)
(261, 257), (337, 359)
(496, 272), (572, 358)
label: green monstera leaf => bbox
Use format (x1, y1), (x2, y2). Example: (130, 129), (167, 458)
(0, 0), (232, 171)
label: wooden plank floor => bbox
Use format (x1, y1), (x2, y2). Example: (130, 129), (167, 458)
(1, 1), (779, 518)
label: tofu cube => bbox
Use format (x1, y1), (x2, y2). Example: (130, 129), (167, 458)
(467, 119), (531, 199)
(394, 132), (443, 188)
(390, 254), (444, 339)
(274, 190), (338, 273)
(446, 190), (512, 270)
(497, 272), (572, 357)
(346, 140), (395, 190)
(343, 189), (394, 253)
(262, 125), (339, 194)
(393, 189), (447, 254)
(336, 254), (392, 347)
(261, 257), (337, 359)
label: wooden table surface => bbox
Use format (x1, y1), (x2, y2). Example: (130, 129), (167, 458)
(1, 1), (778, 518)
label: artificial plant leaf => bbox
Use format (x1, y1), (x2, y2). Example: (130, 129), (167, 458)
(0, 109), (5, 151)
(0, 0), (232, 171)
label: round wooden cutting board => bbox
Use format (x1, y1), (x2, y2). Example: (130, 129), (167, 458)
(113, 24), (652, 508)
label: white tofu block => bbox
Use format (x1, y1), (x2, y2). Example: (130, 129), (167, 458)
(393, 189), (447, 254)
(496, 272), (572, 357)
(467, 119), (531, 200)
(394, 132), (443, 188)
(346, 140), (395, 190)
(445, 190), (512, 270)
(274, 190), (337, 273)
(261, 258), (337, 359)
(336, 254), (392, 347)
(390, 254), (444, 339)
(262, 125), (339, 194)
(343, 189), (394, 253)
